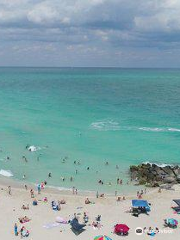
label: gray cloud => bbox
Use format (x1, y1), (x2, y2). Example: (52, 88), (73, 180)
(0, 0), (180, 67)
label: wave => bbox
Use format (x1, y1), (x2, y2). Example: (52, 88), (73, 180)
(143, 161), (175, 168)
(90, 120), (120, 131)
(0, 169), (13, 177)
(90, 120), (180, 133)
(139, 127), (180, 132)
(168, 128), (180, 132)
(47, 185), (95, 194)
(138, 127), (165, 132)
(28, 145), (41, 152)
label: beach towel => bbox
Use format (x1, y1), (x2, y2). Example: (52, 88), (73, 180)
(43, 223), (60, 229)
(56, 217), (68, 224)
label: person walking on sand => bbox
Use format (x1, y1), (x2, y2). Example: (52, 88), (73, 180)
(37, 184), (41, 194)
(57, 200), (61, 211)
(8, 186), (11, 195)
(30, 189), (34, 198)
(14, 223), (18, 236)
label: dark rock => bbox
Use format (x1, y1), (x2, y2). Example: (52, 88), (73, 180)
(129, 163), (180, 187)
(163, 176), (176, 184)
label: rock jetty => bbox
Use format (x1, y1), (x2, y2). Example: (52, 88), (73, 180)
(130, 163), (180, 187)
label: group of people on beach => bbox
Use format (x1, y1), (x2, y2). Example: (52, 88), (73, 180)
(14, 223), (29, 238)
(137, 189), (146, 199)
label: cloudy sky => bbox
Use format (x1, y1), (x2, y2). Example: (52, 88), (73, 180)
(0, 0), (180, 67)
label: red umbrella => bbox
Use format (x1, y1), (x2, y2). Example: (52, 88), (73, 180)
(114, 224), (130, 234)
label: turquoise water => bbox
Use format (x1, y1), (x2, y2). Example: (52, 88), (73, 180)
(0, 67), (180, 193)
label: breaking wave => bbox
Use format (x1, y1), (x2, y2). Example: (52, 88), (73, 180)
(90, 120), (120, 131)
(0, 169), (13, 177)
(143, 161), (175, 168)
(90, 120), (180, 133)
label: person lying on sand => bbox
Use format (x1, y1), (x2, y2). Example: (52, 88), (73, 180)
(59, 199), (66, 204)
(99, 194), (105, 198)
(21, 204), (29, 210)
(18, 216), (31, 224)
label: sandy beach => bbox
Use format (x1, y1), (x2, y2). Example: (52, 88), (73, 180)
(0, 177), (179, 240)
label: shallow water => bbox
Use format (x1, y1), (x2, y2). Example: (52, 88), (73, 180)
(0, 67), (180, 193)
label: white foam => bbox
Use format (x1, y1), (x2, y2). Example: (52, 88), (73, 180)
(47, 185), (72, 191)
(143, 161), (174, 168)
(90, 120), (180, 133)
(90, 120), (120, 131)
(28, 145), (41, 152)
(138, 127), (164, 132)
(168, 128), (180, 132)
(0, 169), (13, 177)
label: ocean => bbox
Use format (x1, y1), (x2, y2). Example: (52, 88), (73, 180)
(0, 67), (180, 194)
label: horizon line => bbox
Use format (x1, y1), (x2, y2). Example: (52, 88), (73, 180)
(0, 66), (180, 69)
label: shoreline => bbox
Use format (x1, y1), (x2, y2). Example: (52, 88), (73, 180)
(0, 174), (158, 199)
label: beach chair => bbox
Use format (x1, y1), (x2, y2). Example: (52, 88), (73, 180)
(131, 208), (140, 217)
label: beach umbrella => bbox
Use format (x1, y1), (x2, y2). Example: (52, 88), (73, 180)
(94, 236), (112, 240)
(114, 224), (130, 234)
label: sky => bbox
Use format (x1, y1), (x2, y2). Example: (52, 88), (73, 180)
(0, 0), (180, 67)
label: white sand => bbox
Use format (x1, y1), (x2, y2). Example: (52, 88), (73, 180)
(0, 178), (179, 240)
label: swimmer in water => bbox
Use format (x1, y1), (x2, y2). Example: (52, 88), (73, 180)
(23, 175), (26, 180)
(48, 173), (52, 178)
(22, 156), (28, 163)
(87, 167), (90, 170)
(70, 177), (73, 182)
(105, 161), (109, 166)
(117, 178), (120, 184)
